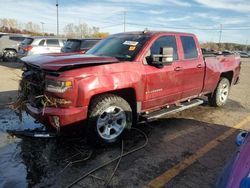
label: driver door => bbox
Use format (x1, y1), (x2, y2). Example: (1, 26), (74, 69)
(142, 35), (183, 110)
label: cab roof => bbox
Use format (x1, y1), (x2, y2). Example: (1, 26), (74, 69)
(114, 30), (194, 37)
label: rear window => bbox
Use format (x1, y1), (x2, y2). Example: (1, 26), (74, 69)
(180, 36), (198, 59)
(22, 38), (34, 45)
(9, 36), (26, 42)
(62, 40), (81, 52)
(46, 39), (59, 46)
(81, 40), (99, 49)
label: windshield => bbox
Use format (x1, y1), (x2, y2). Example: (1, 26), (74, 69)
(86, 34), (149, 61)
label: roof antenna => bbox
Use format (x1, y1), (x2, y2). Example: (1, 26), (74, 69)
(143, 28), (149, 34)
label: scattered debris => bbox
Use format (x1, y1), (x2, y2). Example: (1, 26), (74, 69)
(9, 71), (71, 118)
(7, 129), (57, 138)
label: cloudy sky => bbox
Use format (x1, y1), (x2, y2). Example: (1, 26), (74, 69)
(0, 0), (249, 44)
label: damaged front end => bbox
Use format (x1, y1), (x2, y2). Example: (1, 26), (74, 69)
(13, 63), (75, 131)
(12, 63), (46, 114)
(17, 63), (71, 109)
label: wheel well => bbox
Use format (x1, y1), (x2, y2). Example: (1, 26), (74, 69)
(90, 88), (137, 114)
(220, 71), (233, 84)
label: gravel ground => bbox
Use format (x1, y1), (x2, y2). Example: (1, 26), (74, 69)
(0, 59), (249, 188)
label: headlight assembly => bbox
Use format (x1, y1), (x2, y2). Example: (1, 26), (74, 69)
(45, 79), (72, 93)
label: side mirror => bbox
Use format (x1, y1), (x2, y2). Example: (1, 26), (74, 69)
(152, 47), (174, 64)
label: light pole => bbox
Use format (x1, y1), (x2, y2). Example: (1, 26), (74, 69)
(40, 22), (45, 35)
(219, 24), (222, 43)
(56, 0), (59, 36)
(246, 40), (248, 52)
(123, 11), (126, 32)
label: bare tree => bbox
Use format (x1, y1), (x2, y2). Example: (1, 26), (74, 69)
(25, 21), (41, 33)
(64, 22), (101, 38)
(0, 18), (18, 29)
(64, 23), (76, 38)
(76, 23), (88, 37)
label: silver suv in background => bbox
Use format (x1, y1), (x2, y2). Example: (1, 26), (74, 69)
(0, 34), (28, 61)
(18, 37), (66, 58)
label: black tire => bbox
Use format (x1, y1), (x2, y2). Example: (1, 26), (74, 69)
(87, 94), (132, 145)
(208, 77), (230, 107)
(3, 50), (17, 62)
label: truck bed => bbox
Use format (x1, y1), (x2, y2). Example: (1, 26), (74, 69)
(202, 53), (241, 94)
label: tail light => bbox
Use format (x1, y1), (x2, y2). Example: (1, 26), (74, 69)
(79, 50), (85, 54)
(23, 45), (33, 52)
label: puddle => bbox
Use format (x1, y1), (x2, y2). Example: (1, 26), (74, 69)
(0, 108), (145, 188)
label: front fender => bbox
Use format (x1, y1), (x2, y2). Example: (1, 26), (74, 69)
(77, 71), (144, 106)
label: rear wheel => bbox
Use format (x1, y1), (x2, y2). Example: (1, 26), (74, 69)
(208, 77), (230, 107)
(87, 94), (132, 144)
(3, 50), (17, 62)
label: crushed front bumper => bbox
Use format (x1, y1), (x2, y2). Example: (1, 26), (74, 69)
(26, 103), (88, 129)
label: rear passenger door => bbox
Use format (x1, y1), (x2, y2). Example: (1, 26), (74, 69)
(46, 39), (61, 53)
(177, 35), (204, 99)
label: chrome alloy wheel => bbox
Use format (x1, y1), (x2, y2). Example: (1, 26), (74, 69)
(96, 106), (126, 141)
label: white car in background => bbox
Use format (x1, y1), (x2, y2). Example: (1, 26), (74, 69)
(18, 37), (66, 58)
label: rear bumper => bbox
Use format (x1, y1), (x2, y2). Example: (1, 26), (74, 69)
(26, 103), (88, 128)
(17, 52), (27, 59)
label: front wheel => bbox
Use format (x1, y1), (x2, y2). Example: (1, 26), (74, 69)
(208, 77), (230, 107)
(87, 94), (132, 144)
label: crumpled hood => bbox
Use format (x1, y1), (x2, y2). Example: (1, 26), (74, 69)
(21, 53), (119, 71)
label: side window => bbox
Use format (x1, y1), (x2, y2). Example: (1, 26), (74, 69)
(38, 40), (45, 46)
(46, 39), (59, 46)
(9, 36), (25, 41)
(180, 36), (198, 59)
(150, 36), (178, 60)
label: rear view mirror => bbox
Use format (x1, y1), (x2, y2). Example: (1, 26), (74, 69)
(152, 47), (174, 64)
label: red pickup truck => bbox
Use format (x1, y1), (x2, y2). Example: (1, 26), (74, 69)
(20, 31), (241, 144)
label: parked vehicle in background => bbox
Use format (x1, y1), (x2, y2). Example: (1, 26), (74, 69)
(221, 50), (234, 56)
(0, 33), (7, 38)
(20, 31), (241, 144)
(216, 131), (250, 188)
(18, 37), (66, 58)
(61, 38), (101, 54)
(239, 51), (249, 58)
(0, 33), (28, 62)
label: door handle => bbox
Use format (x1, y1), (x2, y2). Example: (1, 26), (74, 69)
(174, 67), (182, 71)
(197, 64), (202, 68)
